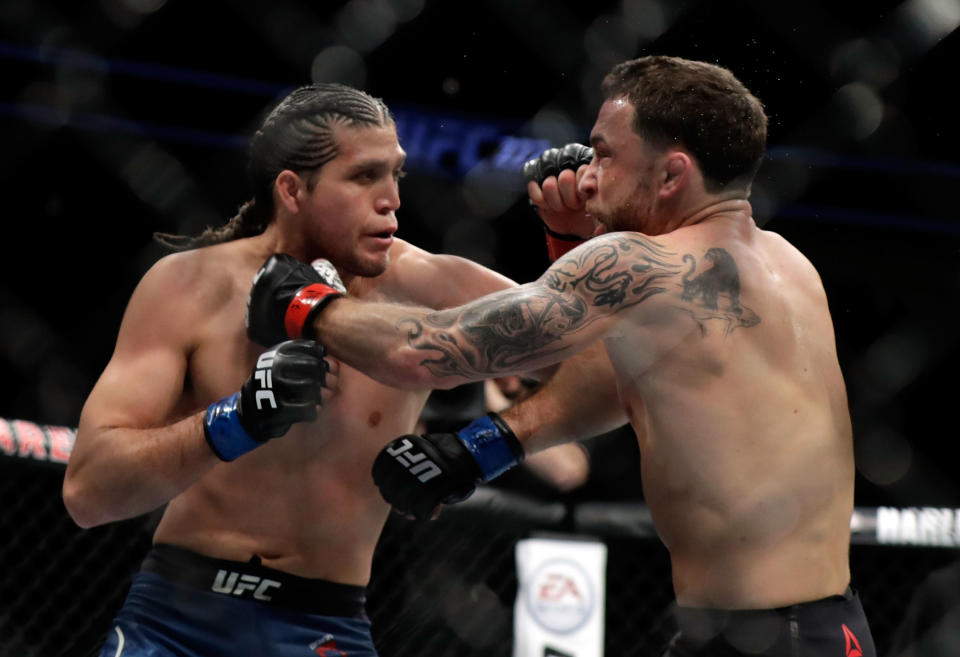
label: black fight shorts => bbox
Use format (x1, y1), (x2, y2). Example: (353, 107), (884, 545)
(662, 587), (876, 657)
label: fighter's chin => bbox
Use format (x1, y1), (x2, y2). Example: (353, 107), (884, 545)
(582, 211), (606, 238)
(585, 214), (610, 237)
(361, 256), (390, 278)
(339, 254), (388, 280)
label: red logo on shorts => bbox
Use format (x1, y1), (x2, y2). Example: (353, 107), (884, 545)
(842, 624), (863, 657)
(310, 634), (347, 656)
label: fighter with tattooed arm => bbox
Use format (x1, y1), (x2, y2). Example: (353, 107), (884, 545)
(247, 56), (875, 656)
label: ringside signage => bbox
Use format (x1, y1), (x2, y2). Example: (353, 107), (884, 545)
(514, 537), (607, 657)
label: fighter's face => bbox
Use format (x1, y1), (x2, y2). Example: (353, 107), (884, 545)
(579, 98), (660, 234)
(300, 122), (405, 277)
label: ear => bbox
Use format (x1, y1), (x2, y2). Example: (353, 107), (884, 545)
(274, 170), (305, 214)
(658, 151), (692, 199)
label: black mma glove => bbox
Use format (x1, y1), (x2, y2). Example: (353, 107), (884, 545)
(521, 142), (594, 186)
(522, 143), (594, 261)
(204, 339), (330, 461)
(247, 254), (347, 347)
(372, 412), (525, 520)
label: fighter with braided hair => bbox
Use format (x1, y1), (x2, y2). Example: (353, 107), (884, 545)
(63, 82), (534, 657)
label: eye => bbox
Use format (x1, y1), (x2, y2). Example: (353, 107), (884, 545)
(353, 169), (377, 183)
(393, 168), (407, 181)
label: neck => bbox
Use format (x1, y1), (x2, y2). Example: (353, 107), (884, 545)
(683, 198), (752, 226)
(251, 223), (360, 289)
(650, 197), (751, 234)
(246, 223), (316, 271)
(256, 221), (323, 263)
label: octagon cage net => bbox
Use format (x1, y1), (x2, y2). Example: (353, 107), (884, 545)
(1, 419), (958, 657)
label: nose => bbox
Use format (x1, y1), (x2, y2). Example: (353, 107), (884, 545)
(578, 162), (597, 200)
(376, 180), (401, 214)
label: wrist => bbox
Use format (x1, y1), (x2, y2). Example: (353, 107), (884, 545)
(540, 220), (587, 261)
(204, 392), (262, 461)
(456, 412), (525, 482)
(284, 284), (344, 339)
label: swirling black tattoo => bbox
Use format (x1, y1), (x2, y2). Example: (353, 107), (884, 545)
(399, 234), (760, 378)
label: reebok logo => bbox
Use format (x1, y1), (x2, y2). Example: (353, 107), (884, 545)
(211, 569), (281, 601)
(253, 348), (278, 410)
(310, 634), (347, 656)
(842, 624), (863, 657)
(387, 438), (442, 482)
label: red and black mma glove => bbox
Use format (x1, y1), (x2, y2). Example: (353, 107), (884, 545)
(522, 143), (594, 261)
(204, 339), (329, 461)
(246, 254), (346, 348)
(371, 412), (525, 520)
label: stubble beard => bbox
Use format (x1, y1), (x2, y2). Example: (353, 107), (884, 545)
(349, 251), (390, 279)
(592, 199), (646, 234)
(591, 178), (654, 234)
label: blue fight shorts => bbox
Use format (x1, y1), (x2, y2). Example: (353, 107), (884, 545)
(663, 587), (876, 657)
(97, 543), (378, 657)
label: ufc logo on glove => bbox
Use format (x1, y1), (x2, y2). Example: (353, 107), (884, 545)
(253, 349), (278, 410)
(386, 439), (442, 482)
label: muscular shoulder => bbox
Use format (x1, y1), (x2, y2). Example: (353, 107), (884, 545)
(371, 238), (516, 308)
(547, 231), (763, 331)
(757, 229), (822, 278)
(547, 231), (682, 297)
(119, 244), (241, 347)
(139, 246), (237, 309)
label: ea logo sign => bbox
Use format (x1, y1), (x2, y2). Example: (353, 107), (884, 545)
(524, 558), (595, 634)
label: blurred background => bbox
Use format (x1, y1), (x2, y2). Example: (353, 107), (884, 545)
(1, 0), (958, 655)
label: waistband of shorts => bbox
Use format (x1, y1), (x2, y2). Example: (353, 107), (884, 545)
(674, 587), (858, 636)
(140, 543), (368, 618)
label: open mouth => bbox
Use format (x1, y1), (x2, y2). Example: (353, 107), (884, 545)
(367, 230), (396, 246)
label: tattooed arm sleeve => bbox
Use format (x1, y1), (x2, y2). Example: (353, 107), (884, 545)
(312, 232), (698, 389)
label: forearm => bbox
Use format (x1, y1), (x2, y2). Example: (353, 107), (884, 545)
(63, 412), (219, 527)
(315, 295), (574, 390)
(314, 281), (601, 390)
(312, 297), (453, 389)
(499, 342), (627, 453)
(371, 343), (625, 518)
(254, 249), (625, 389)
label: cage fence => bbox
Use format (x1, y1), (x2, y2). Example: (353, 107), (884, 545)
(1, 420), (958, 657)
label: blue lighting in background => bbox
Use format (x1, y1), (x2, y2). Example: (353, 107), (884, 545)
(392, 107), (549, 179)
(2, 39), (958, 234)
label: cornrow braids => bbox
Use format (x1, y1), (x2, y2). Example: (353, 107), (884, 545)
(154, 83), (394, 251)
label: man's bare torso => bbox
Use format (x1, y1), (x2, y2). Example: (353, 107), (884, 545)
(153, 240), (431, 586)
(605, 216), (854, 608)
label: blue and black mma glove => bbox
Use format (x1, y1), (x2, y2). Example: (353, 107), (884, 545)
(247, 254), (347, 347)
(372, 412), (526, 520)
(204, 339), (329, 461)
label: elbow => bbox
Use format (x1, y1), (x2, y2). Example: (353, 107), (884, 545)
(550, 464), (590, 492)
(541, 454), (591, 492)
(62, 471), (111, 529)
